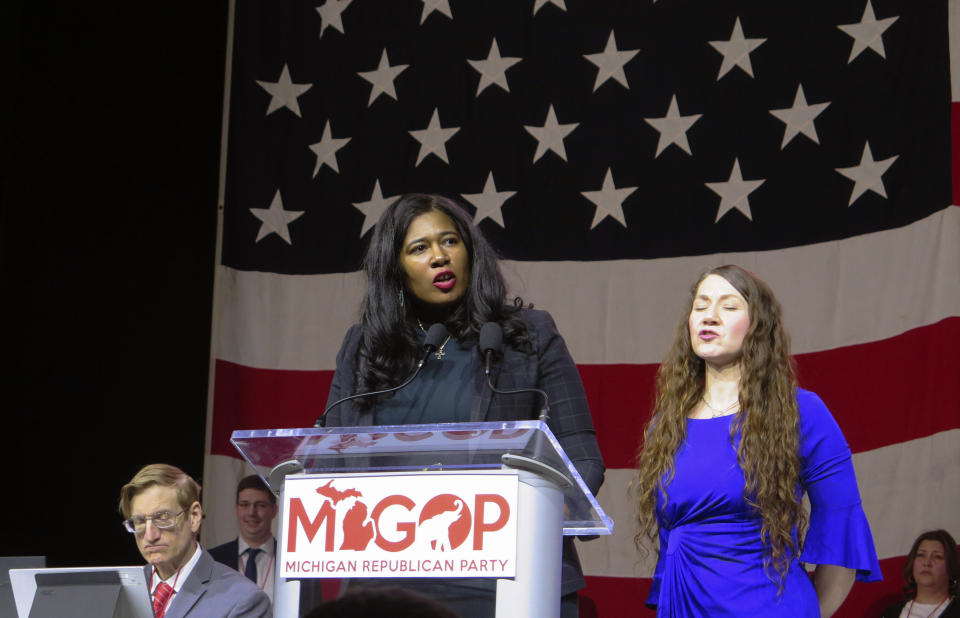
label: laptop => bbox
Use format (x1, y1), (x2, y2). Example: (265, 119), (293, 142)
(0, 558), (46, 618)
(9, 566), (152, 618)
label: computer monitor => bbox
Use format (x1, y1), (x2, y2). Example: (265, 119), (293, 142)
(0, 557), (46, 618)
(9, 566), (152, 618)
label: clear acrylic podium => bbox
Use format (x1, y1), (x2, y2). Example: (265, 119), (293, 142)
(231, 420), (613, 618)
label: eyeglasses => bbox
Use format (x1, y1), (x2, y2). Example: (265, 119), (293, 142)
(123, 510), (185, 534)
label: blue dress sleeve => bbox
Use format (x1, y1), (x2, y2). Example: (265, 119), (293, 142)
(796, 389), (882, 581)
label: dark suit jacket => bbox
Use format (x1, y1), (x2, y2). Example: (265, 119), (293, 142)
(325, 308), (605, 595)
(209, 537), (278, 571)
(881, 598), (959, 618)
(208, 538), (241, 570)
(144, 547), (271, 618)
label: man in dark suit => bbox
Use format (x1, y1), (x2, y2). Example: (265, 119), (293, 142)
(119, 464), (270, 618)
(209, 475), (278, 605)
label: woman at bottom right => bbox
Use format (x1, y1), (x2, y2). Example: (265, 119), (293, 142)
(634, 265), (881, 617)
(881, 530), (959, 618)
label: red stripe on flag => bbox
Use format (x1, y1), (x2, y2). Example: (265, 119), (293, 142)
(579, 553), (910, 617)
(211, 317), (960, 462)
(587, 317), (960, 469)
(794, 316), (960, 453)
(578, 574), (654, 618)
(211, 360), (333, 457)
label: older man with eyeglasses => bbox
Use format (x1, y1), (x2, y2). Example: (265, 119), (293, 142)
(119, 463), (271, 618)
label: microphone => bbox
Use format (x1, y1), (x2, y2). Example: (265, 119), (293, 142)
(314, 323), (450, 427)
(479, 322), (550, 423)
(479, 321), (503, 377)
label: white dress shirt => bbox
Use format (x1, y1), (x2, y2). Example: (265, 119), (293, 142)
(237, 536), (276, 604)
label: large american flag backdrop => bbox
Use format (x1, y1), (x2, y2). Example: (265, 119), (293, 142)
(203, 1), (960, 615)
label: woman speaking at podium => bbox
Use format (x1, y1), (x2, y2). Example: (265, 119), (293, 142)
(323, 193), (604, 618)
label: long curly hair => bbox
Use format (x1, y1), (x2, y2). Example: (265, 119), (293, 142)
(353, 193), (530, 405)
(633, 264), (805, 588)
(901, 529), (960, 599)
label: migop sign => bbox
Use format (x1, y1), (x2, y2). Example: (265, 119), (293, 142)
(279, 471), (519, 578)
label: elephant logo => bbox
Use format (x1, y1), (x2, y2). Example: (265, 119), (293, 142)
(417, 494), (471, 552)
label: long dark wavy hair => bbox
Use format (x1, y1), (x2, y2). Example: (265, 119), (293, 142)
(353, 193), (530, 404)
(901, 529), (960, 599)
(634, 264), (805, 589)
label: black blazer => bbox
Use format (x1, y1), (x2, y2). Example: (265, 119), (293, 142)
(208, 537), (278, 572)
(324, 308), (605, 595)
(208, 538), (241, 570)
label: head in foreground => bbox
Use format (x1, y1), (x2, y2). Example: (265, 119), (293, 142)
(634, 264), (803, 584)
(119, 463), (203, 580)
(304, 586), (459, 618)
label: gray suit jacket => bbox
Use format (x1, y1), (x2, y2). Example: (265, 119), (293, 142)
(145, 547), (271, 618)
(324, 308), (605, 595)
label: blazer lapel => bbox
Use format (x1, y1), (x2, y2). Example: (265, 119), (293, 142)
(164, 549), (210, 618)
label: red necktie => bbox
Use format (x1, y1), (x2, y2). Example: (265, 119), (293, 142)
(153, 581), (174, 618)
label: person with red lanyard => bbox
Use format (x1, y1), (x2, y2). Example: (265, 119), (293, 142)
(882, 530), (960, 618)
(119, 464), (270, 618)
(210, 475), (279, 606)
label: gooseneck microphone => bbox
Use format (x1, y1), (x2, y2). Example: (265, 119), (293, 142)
(314, 323), (450, 427)
(479, 322), (551, 423)
(479, 321), (503, 377)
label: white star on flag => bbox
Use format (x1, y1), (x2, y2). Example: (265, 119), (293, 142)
(644, 94), (702, 157)
(409, 108), (460, 165)
(250, 190), (304, 244)
(769, 84), (831, 149)
(533, 0), (565, 15)
(316, 0), (352, 38)
(581, 168), (638, 229)
(584, 30), (639, 92)
(420, 0), (452, 24)
(461, 172), (517, 228)
(467, 39), (522, 96)
(709, 17), (766, 80)
(524, 105), (579, 163)
(353, 180), (398, 236)
(705, 158), (765, 222)
(255, 64), (312, 117)
(838, 0), (899, 63)
(357, 49), (409, 107)
(835, 142), (899, 206)
(308, 121), (351, 176)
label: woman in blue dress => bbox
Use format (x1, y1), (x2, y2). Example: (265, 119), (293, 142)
(634, 265), (881, 617)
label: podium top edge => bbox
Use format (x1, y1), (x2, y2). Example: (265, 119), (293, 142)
(230, 420), (549, 440)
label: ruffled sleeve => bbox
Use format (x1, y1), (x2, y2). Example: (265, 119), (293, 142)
(796, 389), (882, 581)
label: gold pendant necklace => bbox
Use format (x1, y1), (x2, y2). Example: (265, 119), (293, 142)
(417, 319), (452, 360)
